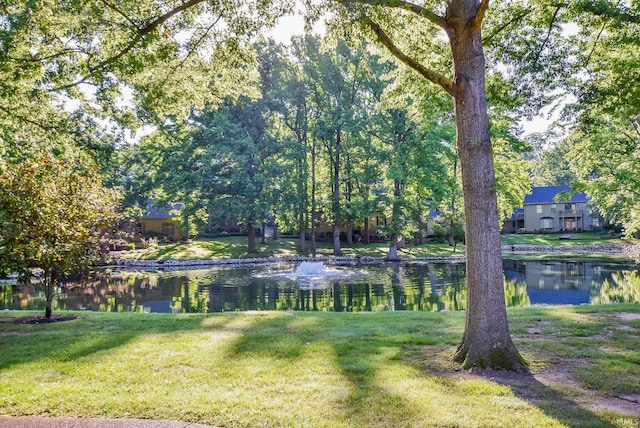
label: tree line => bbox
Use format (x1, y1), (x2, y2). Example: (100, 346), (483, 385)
(120, 36), (528, 257)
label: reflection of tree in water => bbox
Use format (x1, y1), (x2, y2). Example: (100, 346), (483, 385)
(0, 281), (51, 311)
(4, 262), (636, 313)
(504, 279), (530, 308)
(172, 280), (210, 313)
(592, 271), (640, 304)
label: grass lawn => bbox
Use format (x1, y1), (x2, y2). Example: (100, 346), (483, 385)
(500, 231), (631, 246)
(1, 305), (638, 427)
(121, 236), (465, 261)
(118, 232), (637, 262)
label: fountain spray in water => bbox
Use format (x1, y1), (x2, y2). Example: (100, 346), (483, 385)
(294, 261), (330, 276)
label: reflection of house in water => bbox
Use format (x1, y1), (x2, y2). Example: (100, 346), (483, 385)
(503, 260), (616, 305)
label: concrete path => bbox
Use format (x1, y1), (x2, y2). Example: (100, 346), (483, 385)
(0, 416), (217, 428)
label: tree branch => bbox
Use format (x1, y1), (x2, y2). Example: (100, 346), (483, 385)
(159, 16), (222, 88)
(482, 8), (534, 44)
(340, 0), (447, 29)
(98, 0), (139, 28)
(53, 0), (207, 91)
(363, 16), (454, 96)
(473, 0), (490, 29)
(533, 6), (562, 67)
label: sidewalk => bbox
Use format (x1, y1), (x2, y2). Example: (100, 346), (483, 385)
(0, 416), (217, 428)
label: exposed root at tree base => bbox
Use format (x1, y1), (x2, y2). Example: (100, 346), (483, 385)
(454, 344), (530, 374)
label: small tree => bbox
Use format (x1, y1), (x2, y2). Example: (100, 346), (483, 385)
(0, 151), (120, 318)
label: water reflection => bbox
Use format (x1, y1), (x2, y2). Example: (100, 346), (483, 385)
(1, 260), (637, 313)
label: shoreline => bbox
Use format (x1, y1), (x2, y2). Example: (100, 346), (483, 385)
(112, 243), (639, 270)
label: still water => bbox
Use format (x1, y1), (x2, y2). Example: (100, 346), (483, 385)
(1, 260), (639, 313)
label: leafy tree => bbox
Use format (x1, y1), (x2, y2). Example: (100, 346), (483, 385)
(569, 116), (640, 235)
(315, 0), (528, 370)
(0, 149), (120, 318)
(306, 39), (374, 255)
(528, 139), (576, 187)
(561, 2), (640, 235)
(370, 91), (453, 258)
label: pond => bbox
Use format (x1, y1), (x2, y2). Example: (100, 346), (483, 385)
(1, 259), (639, 313)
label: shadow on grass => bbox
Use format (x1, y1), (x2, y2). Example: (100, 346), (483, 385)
(226, 311), (618, 426)
(476, 369), (617, 427)
(0, 313), (230, 371)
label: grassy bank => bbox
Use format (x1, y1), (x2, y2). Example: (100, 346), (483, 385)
(1, 305), (638, 427)
(121, 236), (465, 261)
(500, 231), (629, 246)
(119, 232), (636, 262)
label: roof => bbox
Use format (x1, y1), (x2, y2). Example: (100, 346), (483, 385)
(140, 201), (183, 219)
(523, 186), (588, 205)
(505, 208), (524, 221)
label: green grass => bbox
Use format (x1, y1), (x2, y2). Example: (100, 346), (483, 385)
(500, 231), (632, 246)
(122, 237), (466, 261)
(119, 233), (637, 262)
(1, 305), (638, 427)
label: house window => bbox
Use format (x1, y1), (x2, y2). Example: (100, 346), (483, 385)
(376, 216), (387, 227)
(565, 203), (575, 213)
(540, 218), (553, 229)
(551, 204), (557, 213)
(536, 205), (543, 214)
(592, 217), (600, 228)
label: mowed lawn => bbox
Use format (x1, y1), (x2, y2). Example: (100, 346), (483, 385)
(121, 236), (465, 261)
(1, 305), (639, 427)
(118, 232), (636, 263)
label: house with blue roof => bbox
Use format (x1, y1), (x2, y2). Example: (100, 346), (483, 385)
(522, 185), (602, 232)
(503, 208), (525, 233)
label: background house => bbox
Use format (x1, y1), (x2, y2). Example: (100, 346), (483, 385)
(522, 186), (602, 233)
(137, 201), (183, 241)
(502, 208), (525, 233)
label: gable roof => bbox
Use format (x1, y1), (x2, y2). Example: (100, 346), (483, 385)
(505, 208), (524, 220)
(140, 201), (183, 219)
(524, 186), (588, 205)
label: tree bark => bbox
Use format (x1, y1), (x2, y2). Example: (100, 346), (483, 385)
(363, 216), (370, 244)
(332, 128), (342, 256)
(311, 136), (318, 257)
(388, 178), (402, 260)
(247, 222), (257, 253)
(44, 269), (54, 319)
(446, 0), (527, 371)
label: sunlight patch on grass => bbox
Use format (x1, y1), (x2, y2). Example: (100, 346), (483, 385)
(1, 308), (639, 426)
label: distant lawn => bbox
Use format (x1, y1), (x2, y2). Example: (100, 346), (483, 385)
(117, 231), (638, 262)
(120, 236), (465, 261)
(0, 305), (638, 427)
(500, 231), (631, 246)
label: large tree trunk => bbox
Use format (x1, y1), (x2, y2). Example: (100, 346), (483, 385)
(247, 222), (257, 253)
(346, 222), (353, 245)
(363, 216), (370, 244)
(388, 178), (402, 261)
(447, 4), (527, 372)
(44, 269), (54, 319)
(311, 137), (318, 257)
(332, 224), (341, 256)
(332, 128), (342, 256)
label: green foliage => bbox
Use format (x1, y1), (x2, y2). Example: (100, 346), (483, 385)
(528, 139), (576, 187)
(0, 149), (120, 316)
(569, 116), (640, 235)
